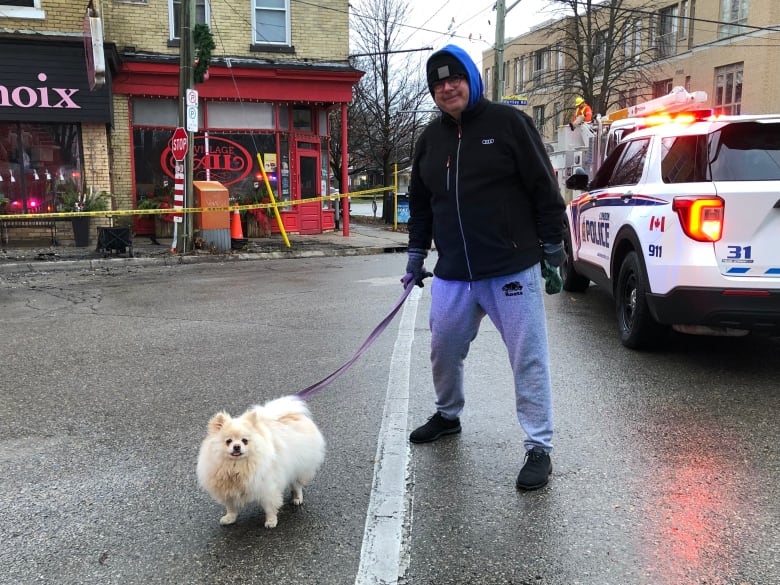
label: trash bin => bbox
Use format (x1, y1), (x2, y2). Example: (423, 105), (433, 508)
(383, 191), (409, 224)
(396, 195), (410, 224)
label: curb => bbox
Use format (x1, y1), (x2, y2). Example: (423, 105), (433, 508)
(0, 244), (408, 275)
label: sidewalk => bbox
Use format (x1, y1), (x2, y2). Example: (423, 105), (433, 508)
(0, 217), (409, 274)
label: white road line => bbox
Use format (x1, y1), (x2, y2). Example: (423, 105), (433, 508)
(354, 286), (421, 585)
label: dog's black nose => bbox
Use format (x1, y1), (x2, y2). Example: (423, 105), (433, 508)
(232, 444), (241, 452)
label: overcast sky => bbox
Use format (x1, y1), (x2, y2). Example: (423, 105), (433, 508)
(402, 0), (561, 69)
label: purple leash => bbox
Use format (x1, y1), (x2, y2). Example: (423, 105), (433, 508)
(295, 281), (415, 401)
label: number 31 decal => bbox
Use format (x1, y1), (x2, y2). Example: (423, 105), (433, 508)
(727, 245), (752, 259)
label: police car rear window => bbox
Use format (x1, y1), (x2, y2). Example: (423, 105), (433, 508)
(708, 121), (780, 181)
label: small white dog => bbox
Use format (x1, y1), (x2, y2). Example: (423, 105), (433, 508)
(196, 395), (325, 528)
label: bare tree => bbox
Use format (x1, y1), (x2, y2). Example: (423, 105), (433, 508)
(331, 0), (431, 195)
(523, 0), (661, 125)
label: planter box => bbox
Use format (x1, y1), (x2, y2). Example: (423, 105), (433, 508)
(246, 214), (271, 238)
(155, 217), (175, 239)
(96, 227), (133, 257)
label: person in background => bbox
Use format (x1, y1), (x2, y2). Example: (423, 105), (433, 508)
(402, 44), (566, 491)
(569, 96), (593, 131)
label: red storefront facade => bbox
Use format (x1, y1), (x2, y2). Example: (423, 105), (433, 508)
(112, 57), (361, 236)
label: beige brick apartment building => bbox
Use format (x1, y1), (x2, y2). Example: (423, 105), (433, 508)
(0, 0), (359, 242)
(482, 0), (780, 145)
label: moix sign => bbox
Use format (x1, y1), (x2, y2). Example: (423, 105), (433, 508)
(0, 73), (81, 109)
(0, 40), (112, 123)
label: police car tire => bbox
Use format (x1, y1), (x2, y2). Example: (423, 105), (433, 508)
(561, 231), (590, 292)
(615, 251), (669, 349)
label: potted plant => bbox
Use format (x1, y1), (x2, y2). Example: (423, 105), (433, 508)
(235, 190), (272, 238)
(137, 184), (175, 239)
(61, 190), (110, 247)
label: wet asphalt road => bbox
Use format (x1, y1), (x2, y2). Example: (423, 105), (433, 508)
(0, 254), (778, 585)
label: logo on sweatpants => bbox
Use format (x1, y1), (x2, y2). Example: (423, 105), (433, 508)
(502, 281), (523, 296)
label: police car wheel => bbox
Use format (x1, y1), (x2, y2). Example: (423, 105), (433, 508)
(615, 251), (668, 349)
(561, 230), (589, 292)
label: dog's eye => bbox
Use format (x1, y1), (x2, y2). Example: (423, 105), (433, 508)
(225, 439), (232, 446)
(241, 438), (248, 445)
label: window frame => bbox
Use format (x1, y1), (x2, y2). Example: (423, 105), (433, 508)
(253, 0), (292, 46)
(169, 0), (209, 42)
(714, 62), (744, 115)
(718, 0), (749, 38)
(0, 0), (44, 19)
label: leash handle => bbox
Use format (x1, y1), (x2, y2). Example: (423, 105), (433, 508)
(295, 281), (415, 400)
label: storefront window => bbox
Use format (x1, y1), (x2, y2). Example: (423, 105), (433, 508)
(279, 136), (290, 205)
(0, 122), (83, 213)
(208, 102), (274, 130)
(132, 128), (282, 206)
(292, 106), (312, 132)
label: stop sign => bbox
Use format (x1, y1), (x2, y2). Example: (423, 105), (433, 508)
(170, 127), (188, 161)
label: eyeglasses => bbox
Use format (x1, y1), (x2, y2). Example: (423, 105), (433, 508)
(432, 74), (466, 92)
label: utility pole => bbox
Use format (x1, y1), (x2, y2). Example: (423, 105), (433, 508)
(492, 0), (506, 102)
(492, 0), (524, 103)
(178, 0), (194, 252)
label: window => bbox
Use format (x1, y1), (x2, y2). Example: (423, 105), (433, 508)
(0, 0), (44, 18)
(679, 1), (689, 40)
(653, 79), (673, 98)
(661, 136), (706, 183)
(714, 63), (743, 114)
(169, 0), (209, 40)
(532, 49), (547, 83)
(708, 122), (780, 181)
(687, 0), (696, 48)
(208, 102), (274, 130)
(292, 106), (312, 132)
(657, 5), (678, 58)
(592, 32), (607, 75)
(254, 0), (290, 45)
(719, 0), (749, 38)
(0, 122), (83, 213)
(532, 105), (545, 131)
(608, 138), (650, 187)
(513, 58), (524, 93)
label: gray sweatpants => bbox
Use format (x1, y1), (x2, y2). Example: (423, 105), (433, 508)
(429, 264), (554, 452)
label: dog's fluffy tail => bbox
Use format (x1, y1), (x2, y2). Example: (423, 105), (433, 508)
(255, 395), (311, 421)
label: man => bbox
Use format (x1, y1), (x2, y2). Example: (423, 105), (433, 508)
(402, 44), (566, 491)
(569, 96), (593, 131)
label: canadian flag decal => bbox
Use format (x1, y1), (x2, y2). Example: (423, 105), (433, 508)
(650, 216), (666, 231)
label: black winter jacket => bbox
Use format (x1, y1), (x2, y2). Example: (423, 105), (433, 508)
(408, 97), (566, 281)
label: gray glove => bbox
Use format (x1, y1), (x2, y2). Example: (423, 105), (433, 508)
(402, 248), (433, 288)
(542, 241), (565, 268)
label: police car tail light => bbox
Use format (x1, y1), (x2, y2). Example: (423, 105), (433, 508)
(672, 196), (724, 242)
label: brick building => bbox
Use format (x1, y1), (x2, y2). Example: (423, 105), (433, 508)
(0, 0), (361, 242)
(482, 0), (780, 144)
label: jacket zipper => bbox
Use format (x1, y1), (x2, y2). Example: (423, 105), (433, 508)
(454, 122), (474, 283)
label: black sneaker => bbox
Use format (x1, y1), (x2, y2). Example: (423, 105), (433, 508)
(409, 412), (461, 443)
(515, 447), (552, 490)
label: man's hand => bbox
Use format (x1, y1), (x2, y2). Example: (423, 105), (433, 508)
(402, 248), (433, 288)
(541, 260), (563, 295)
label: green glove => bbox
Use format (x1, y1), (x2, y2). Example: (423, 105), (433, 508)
(541, 260), (563, 295)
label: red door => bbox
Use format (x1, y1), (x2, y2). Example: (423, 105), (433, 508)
(297, 150), (321, 235)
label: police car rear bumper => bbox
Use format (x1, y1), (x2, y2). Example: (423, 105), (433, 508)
(647, 287), (780, 334)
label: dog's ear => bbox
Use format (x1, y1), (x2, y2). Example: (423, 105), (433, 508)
(207, 412), (230, 434)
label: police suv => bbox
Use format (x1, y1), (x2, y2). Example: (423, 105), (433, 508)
(563, 113), (780, 349)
